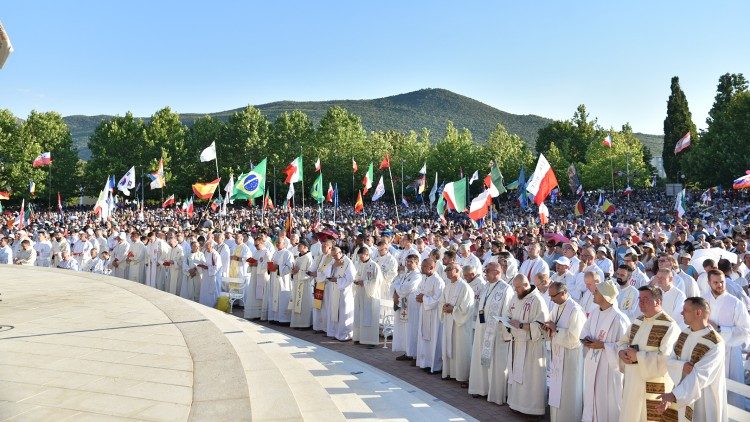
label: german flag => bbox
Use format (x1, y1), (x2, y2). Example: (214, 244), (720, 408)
(574, 196), (585, 217)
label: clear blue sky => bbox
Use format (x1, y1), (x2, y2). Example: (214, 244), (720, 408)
(2, 1), (749, 134)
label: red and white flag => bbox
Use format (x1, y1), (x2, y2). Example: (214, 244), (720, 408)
(314, 157), (321, 172)
(32, 152), (52, 167)
(674, 132), (691, 154)
(602, 135), (612, 148)
(526, 153), (558, 206)
(467, 189), (493, 221)
(538, 203), (549, 225)
(162, 194), (175, 208)
(352, 158), (358, 173)
(326, 183), (334, 203)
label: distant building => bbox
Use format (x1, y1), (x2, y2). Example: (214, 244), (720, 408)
(650, 157), (666, 178)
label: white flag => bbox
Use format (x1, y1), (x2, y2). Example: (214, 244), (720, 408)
(222, 174), (235, 212)
(117, 166), (136, 196)
(469, 170), (479, 185)
(286, 182), (295, 200)
(429, 172), (438, 205)
(419, 162), (427, 175)
(200, 141), (217, 162)
(371, 176), (386, 201)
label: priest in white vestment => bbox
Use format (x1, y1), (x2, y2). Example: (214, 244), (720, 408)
(657, 297), (727, 422)
(126, 232), (147, 284)
(146, 233), (166, 290)
(110, 233), (129, 279)
(373, 241), (398, 317)
(704, 269), (750, 409)
(352, 247), (382, 347)
(325, 246), (356, 341)
(34, 232), (52, 267)
(199, 240), (222, 308)
(654, 268), (687, 328)
(615, 264), (641, 321)
(268, 237), (294, 323)
(581, 281), (630, 422)
(463, 266), (486, 337)
(517, 242), (550, 283)
(506, 273), (550, 416)
(392, 254), (422, 360)
(617, 285), (681, 422)
(244, 237), (272, 320)
(183, 241), (205, 302)
(307, 240), (334, 332)
(439, 263), (475, 387)
(161, 238), (184, 296)
(544, 281), (585, 422)
(468, 262), (512, 403)
(227, 233), (251, 306)
(290, 241), (314, 328)
(416, 258), (445, 373)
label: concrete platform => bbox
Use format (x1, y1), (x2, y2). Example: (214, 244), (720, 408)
(0, 267), (476, 421)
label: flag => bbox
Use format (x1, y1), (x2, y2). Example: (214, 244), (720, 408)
(0, 22), (13, 69)
(550, 187), (559, 204)
(362, 162), (374, 194)
(419, 162), (427, 175)
(199, 141), (217, 162)
(574, 196), (585, 216)
(286, 182), (295, 200)
(283, 156), (303, 184)
(57, 192), (63, 215)
(162, 194), (175, 208)
(732, 171), (750, 189)
(538, 203), (549, 224)
(650, 174), (657, 188)
(354, 190), (364, 213)
(526, 153), (558, 206)
(379, 154), (390, 170)
(28, 180), (35, 195)
(436, 181), (447, 216)
(223, 174), (235, 210)
(311, 173), (324, 204)
(401, 196), (409, 208)
(597, 193), (604, 208)
(32, 152), (52, 167)
(210, 195), (223, 212)
(149, 159), (166, 189)
(233, 159), (266, 199)
(623, 186), (633, 196)
(442, 178), (467, 212)
(371, 176), (386, 201)
(107, 175), (115, 193)
(117, 166), (136, 196)
(675, 188), (687, 218)
(700, 188), (712, 204)
(0, 191), (9, 200)
(263, 193), (274, 210)
(326, 182), (334, 202)
(15, 199), (25, 229)
(567, 164), (581, 194)
(428, 173), (439, 205)
(182, 197), (194, 216)
(674, 132), (692, 154)
(334, 183), (339, 209)
(468, 189), (493, 221)
(602, 135), (612, 148)
(468, 170), (479, 185)
(192, 178), (221, 200)
(484, 166), (506, 197)
(315, 157), (321, 172)
(517, 167), (528, 209)
(352, 158), (358, 173)
(417, 174), (426, 194)
(601, 198), (616, 214)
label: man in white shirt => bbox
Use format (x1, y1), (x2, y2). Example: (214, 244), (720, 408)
(0, 237), (13, 264)
(34, 231), (53, 267)
(518, 242), (550, 283)
(594, 246), (614, 278)
(614, 264), (640, 321)
(653, 268), (687, 328)
(551, 256), (576, 300)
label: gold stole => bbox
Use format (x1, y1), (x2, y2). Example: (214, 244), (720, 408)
(313, 256), (331, 310)
(228, 245), (244, 278)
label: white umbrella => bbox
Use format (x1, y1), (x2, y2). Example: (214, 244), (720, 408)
(689, 247), (738, 273)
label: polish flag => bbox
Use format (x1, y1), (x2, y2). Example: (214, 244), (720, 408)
(467, 190), (493, 221)
(526, 153), (558, 206)
(602, 135), (612, 148)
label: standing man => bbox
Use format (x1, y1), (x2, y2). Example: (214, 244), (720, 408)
(416, 257), (445, 373)
(146, 231), (165, 289)
(126, 231), (146, 283)
(162, 237), (185, 296)
(506, 273), (550, 417)
(373, 240), (398, 310)
(290, 240), (314, 329)
(268, 236), (294, 323)
(468, 262), (512, 403)
(657, 297), (727, 422)
(352, 247), (382, 348)
(518, 242), (550, 283)
(618, 285), (681, 422)
(245, 235), (272, 320)
(110, 233), (129, 279)
(325, 246), (356, 341)
(439, 263), (475, 388)
(13, 239), (37, 266)
(653, 268), (687, 327)
(392, 254), (422, 361)
(704, 268), (750, 409)
(34, 231), (52, 268)
(307, 239), (334, 332)
(544, 281), (585, 422)
(199, 240), (222, 308)
(580, 281), (630, 422)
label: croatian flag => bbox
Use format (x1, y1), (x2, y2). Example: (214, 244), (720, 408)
(32, 152), (52, 167)
(674, 132), (691, 154)
(602, 135), (612, 148)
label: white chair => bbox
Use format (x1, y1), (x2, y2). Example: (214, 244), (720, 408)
(228, 279), (246, 313)
(381, 314), (394, 349)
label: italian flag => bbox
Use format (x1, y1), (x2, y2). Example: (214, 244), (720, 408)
(442, 177), (467, 212)
(283, 156), (303, 184)
(484, 165), (506, 197)
(526, 153), (558, 205)
(362, 163), (374, 194)
(468, 189), (492, 220)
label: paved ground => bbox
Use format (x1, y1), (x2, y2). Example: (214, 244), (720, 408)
(0, 267), (496, 421)
(234, 310), (545, 422)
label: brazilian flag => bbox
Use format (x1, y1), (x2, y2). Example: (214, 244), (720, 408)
(233, 159), (266, 200)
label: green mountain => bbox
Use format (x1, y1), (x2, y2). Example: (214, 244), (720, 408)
(62, 88), (662, 159)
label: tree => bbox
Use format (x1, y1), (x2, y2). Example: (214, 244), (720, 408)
(662, 76), (697, 182)
(0, 109), (38, 202)
(427, 121), (479, 194)
(480, 123), (535, 188)
(145, 107), (188, 197)
(315, 106), (367, 200)
(543, 142), (570, 194)
(536, 105), (602, 165)
(84, 113), (147, 195)
(184, 116), (226, 192)
(223, 106), (270, 176)
(580, 125), (650, 190)
(707, 73), (748, 127)
(269, 110), (314, 203)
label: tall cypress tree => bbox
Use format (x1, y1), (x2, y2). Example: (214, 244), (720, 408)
(662, 76), (697, 182)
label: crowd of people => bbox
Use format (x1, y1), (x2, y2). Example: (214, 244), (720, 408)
(2, 189), (750, 421)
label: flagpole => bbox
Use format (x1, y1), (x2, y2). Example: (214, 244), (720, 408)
(351, 156), (355, 204)
(400, 159), (404, 203)
(47, 161), (52, 211)
(609, 147), (615, 195)
(300, 147), (305, 211)
(387, 165), (400, 223)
